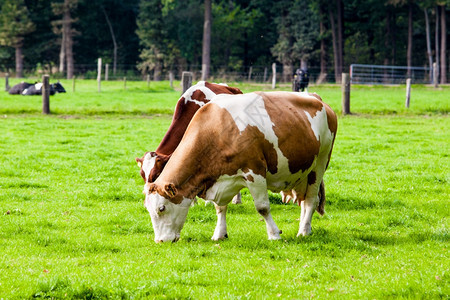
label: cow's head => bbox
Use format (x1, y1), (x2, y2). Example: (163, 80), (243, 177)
(52, 82), (66, 93)
(143, 182), (192, 243)
(136, 152), (170, 183)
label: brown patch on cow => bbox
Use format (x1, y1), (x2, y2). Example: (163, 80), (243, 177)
(156, 100), (200, 155)
(246, 174), (254, 182)
(259, 92), (321, 174)
(307, 171), (316, 185)
(148, 153), (171, 182)
(190, 89), (208, 105)
(205, 82), (243, 95)
(240, 126), (278, 175)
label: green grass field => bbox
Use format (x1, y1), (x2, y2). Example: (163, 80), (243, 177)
(0, 79), (448, 298)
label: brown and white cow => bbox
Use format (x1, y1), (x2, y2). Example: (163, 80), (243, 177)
(140, 91), (337, 242)
(136, 81), (243, 203)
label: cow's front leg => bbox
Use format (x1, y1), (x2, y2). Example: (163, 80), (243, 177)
(297, 196), (318, 237)
(212, 204), (228, 240)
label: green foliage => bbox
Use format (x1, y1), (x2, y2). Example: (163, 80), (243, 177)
(271, 0), (319, 66)
(136, 0), (184, 75)
(0, 0), (35, 47)
(0, 81), (449, 298)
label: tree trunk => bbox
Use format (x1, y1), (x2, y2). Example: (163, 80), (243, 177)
(64, 0), (74, 79)
(424, 8), (433, 83)
(329, 8), (339, 83)
(283, 63), (293, 83)
(15, 47), (23, 78)
(336, 0), (344, 82)
(435, 5), (440, 82)
(440, 4), (447, 84)
(406, 1), (413, 78)
(102, 6), (117, 76)
(201, 0), (211, 81)
(154, 62), (161, 81)
(318, 5), (327, 83)
(391, 10), (397, 65)
(59, 32), (65, 73)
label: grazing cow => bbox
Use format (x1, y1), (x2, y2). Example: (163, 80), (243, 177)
(22, 82), (66, 95)
(136, 81), (243, 203)
(140, 91), (337, 243)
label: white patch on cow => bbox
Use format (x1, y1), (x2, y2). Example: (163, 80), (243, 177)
(205, 168), (267, 206)
(142, 152), (156, 182)
(211, 93), (275, 134)
(22, 89), (28, 95)
(205, 170), (246, 206)
(35, 83), (43, 90)
(304, 106), (327, 142)
(304, 106), (335, 154)
(182, 81), (217, 107)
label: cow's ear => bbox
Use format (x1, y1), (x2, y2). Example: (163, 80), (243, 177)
(164, 183), (177, 198)
(144, 183), (157, 194)
(136, 157), (143, 168)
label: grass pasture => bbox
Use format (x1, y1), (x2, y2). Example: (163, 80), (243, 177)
(0, 79), (449, 299)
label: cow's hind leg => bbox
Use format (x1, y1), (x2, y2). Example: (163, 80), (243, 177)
(212, 204), (228, 241)
(247, 177), (282, 240)
(231, 191), (242, 204)
(297, 171), (325, 237)
(298, 196), (318, 236)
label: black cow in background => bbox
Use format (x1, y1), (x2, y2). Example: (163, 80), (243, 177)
(293, 68), (309, 92)
(8, 82), (66, 95)
(8, 82), (34, 94)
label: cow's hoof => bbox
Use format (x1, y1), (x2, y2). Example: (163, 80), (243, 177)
(297, 228), (312, 237)
(211, 233), (228, 241)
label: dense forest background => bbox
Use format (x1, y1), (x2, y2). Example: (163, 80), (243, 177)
(0, 0), (448, 83)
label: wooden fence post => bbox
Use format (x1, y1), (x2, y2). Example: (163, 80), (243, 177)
(105, 63), (109, 81)
(181, 71), (193, 94)
(42, 75), (50, 114)
(169, 71), (174, 89)
(271, 63), (276, 89)
(433, 62), (438, 88)
(263, 67), (268, 82)
(5, 73), (10, 91)
(146, 74), (150, 88)
(72, 76), (76, 92)
(97, 58), (102, 92)
(248, 66), (253, 81)
(405, 78), (411, 108)
(342, 73), (351, 115)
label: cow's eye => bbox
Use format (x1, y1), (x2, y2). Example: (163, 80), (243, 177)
(159, 205), (166, 213)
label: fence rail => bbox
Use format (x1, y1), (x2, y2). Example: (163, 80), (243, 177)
(2, 63), (448, 84)
(350, 64), (433, 85)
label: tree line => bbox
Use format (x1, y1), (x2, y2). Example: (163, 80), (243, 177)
(0, 0), (448, 83)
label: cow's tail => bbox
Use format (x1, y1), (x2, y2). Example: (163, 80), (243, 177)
(316, 180), (326, 216)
